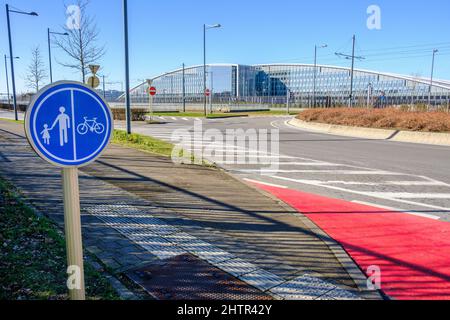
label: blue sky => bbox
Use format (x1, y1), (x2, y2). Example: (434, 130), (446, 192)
(1, 0), (449, 93)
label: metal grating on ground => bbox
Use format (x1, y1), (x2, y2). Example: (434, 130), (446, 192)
(126, 254), (273, 300)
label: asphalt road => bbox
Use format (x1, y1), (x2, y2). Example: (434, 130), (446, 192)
(123, 114), (450, 222)
(3, 108), (450, 221)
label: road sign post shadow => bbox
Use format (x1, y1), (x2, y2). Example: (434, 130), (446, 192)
(25, 81), (113, 300)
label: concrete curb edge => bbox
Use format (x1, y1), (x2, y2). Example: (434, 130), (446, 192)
(288, 118), (450, 147)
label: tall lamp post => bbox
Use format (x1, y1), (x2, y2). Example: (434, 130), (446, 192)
(123, 0), (132, 134)
(6, 4), (38, 121)
(429, 49), (438, 107)
(4, 55), (19, 109)
(102, 75), (106, 99)
(203, 23), (221, 117)
(367, 82), (373, 108)
(47, 28), (68, 83)
(313, 44), (327, 108)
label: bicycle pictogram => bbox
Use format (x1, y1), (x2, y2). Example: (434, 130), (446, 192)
(77, 117), (105, 135)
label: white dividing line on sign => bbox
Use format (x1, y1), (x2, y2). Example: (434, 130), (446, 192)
(351, 200), (441, 220)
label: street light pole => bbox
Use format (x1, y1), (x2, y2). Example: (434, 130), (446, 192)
(429, 49), (438, 107)
(203, 24), (206, 117)
(47, 28), (52, 83)
(182, 63), (186, 112)
(367, 83), (372, 108)
(47, 28), (69, 83)
(203, 23), (221, 117)
(286, 88), (290, 114)
(6, 4), (38, 121)
(313, 44), (327, 108)
(102, 75), (106, 99)
(349, 35), (356, 107)
(123, 0), (132, 134)
(6, 4), (17, 121)
(210, 71), (214, 114)
(4, 55), (19, 109)
(4, 55), (9, 108)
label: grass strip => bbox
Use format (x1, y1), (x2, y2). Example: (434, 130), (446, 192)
(112, 129), (174, 157)
(0, 176), (119, 300)
(112, 129), (214, 167)
(0, 118), (24, 124)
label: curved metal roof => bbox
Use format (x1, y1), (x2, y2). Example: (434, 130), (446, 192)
(128, 63), (450, 94)
(254, 63), (450, 91)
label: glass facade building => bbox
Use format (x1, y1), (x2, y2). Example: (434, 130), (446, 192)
(124, 63), (450, 108)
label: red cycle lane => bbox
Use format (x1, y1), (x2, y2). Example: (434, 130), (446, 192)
(251, 182), (450, 300)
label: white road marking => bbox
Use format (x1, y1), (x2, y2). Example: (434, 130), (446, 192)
(243, 178), (288, 189)
(270, 175), (450, 212)
(364, 192), (450, 199)
(351, 200), (441, 220)
(386, 181), (448, 186)
(239, 170), (403, 175)
(324, 180), (446, 186)
(129, 121), (450, 214)
(275, 162), (342, 166)
(270, 121), (280, 129)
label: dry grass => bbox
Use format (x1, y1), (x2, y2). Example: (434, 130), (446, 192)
(298, 108), (450, 132)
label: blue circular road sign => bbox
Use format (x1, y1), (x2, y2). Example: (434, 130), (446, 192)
(25, 81), (113, 168)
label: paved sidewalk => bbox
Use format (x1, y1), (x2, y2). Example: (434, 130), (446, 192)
(0, 120), (380, 300)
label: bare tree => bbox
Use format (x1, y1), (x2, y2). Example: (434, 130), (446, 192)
(25, 46), (47, 92)
(54, 0), (105, 82)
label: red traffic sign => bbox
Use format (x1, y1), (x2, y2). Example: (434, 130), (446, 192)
(148, 86), (157, 96)
(205, 89), (210, 97)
